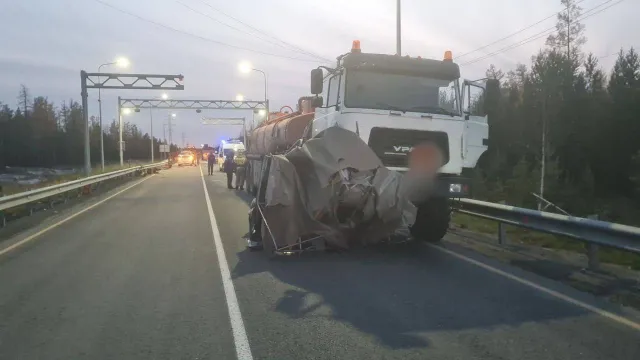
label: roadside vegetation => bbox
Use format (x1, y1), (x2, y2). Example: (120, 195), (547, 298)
(449, 0), (640, 269)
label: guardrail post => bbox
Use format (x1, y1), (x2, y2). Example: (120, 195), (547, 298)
(497, 200), (507, 245)
(498, 222), (507, 245)
(0, 187), (4, 228)
(586, 214), (600, 271)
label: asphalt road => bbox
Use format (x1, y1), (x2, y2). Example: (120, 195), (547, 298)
(1, 164), (639, 360)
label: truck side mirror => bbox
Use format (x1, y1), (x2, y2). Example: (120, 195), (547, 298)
(310, 68), (324, 95)
(312, 96), (323, 107)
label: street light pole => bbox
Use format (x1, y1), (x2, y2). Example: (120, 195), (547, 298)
(252, 68), (268, 102)
(150, 109), (154, 163)
(167, 113), (175, 151)
(118, 96), (124, 167)
(81, 71), (91, 176)
(97, 62), (114, 172)
(396, 0), (402, 56)
(238, 61), (269, 104)
(97, 58), (129, 171)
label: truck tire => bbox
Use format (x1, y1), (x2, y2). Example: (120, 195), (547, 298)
(410, 197), (451, 243)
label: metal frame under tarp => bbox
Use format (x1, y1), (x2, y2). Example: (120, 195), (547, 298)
(250, 127), (418, 256)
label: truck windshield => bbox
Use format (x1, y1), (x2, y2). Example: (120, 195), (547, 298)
(344, 70), (459, 115)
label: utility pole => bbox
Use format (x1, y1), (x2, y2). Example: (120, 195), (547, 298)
(150, 109), (154, 163)
(164, 113), (176, 157)
(539, 94), (548, 211)
(118, 96), (124, 167)
(396, 0), (401, 56)
(162, 123), (170, 160)
(167, 113), (174, 150)
(98, 95), (105, 171)
(182, 132), (186, 148)
(566, 2), (571, 59)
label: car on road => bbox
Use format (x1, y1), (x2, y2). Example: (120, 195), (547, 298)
(176, 151), (195, 166)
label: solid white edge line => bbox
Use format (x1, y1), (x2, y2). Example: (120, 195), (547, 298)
(429, 243), (640, 332)
(0, 174), (156, 257)
(199, 165), (254, 360)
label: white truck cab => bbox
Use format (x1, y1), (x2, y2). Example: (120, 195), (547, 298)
(308, 41), (499, 241)
(310, 41), (495, 198)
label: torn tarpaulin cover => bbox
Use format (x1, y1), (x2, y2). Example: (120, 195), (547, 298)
(259, 126), (422, 250)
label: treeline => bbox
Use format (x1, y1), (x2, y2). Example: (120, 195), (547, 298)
(471, 0), (640, 225)
(0, 85), (178, 170)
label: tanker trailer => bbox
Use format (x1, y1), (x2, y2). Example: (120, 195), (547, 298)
(245, 98), (316, 195)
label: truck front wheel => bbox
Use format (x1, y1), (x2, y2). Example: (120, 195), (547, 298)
(410, 198), (451, 243)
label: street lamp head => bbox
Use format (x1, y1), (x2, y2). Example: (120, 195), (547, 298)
(171, 113), (177, 118)
(115, 57), (130, 68)
(122, 108), (132, 115)
(235, 94), (245, 101)
(258, 109), (266, 116)
(238, 61), (252, 74)
(161, 93), (168, 100)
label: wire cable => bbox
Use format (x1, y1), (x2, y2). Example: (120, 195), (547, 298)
(192, 0), (333, 63)
(91, 0), (330, 63)
(175, 0), (332, 62)
(461, 0), (624, 66)
(457, 0), (589, 59)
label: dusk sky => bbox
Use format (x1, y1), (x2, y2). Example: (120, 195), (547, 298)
(1, 0), (637, 146)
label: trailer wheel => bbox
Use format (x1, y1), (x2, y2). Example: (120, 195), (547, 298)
(410, 198), (451, 243)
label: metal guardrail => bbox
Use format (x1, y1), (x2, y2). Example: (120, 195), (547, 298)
(454, 198), (640, 269)
(0, 161), (167, 214)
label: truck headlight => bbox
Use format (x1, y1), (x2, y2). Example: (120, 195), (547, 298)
(449, 183), (462, 193)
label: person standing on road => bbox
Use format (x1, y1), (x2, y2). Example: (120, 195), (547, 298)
(223, 152), (236, 189)
(207, 151), (216, 175)
(234, 151), (246, 190)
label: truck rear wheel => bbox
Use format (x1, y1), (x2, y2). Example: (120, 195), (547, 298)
(410, 198), (451, 243)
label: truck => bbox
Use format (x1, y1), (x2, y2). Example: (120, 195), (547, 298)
(245, 40), (498, 247)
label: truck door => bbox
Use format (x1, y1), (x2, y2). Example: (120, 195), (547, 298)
(312, 72), (341, 137)
(461, 80), (489, 168)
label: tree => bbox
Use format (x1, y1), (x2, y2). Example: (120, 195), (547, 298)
(17, 84), (31, 119)
(485, 64), (504, 81)
(545, 0), (586, 61)
(603, 48), (640, 195)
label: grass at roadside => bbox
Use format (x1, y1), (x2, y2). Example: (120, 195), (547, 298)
(452, 213), (640, 270)
(1, 161), (153, 197)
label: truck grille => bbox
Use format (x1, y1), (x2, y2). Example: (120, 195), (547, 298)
(367, 127), (450, 168)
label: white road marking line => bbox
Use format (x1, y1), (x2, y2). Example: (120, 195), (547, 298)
(199, 166), (253, 360)
(429, 243), (640, 332)
(0, 175), (155, 257)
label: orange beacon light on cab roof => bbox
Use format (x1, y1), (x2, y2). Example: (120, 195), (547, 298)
(444, 50), (453, 61)
(351, 40), (361, 53)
